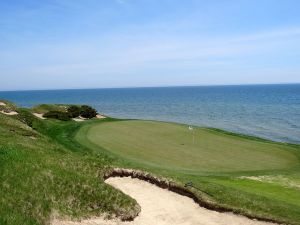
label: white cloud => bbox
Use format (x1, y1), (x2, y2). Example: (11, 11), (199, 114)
(1, 24), (300, 90)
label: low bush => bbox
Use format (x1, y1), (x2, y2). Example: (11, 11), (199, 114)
(0, 105), (7, 112)
(80, 105), (97, 119)
(67, 105), (81, 118)
(44, 111), (71, 121)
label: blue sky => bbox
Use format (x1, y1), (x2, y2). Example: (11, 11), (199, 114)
(0, 0), (300, 90)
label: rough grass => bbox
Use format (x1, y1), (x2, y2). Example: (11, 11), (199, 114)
(0, 99), (17, 113)
(31, 104), (68, 114)
(74, 119), (300, 225)
(0, 112), (138, 225)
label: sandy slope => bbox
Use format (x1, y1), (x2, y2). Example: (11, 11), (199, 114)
(0, 102), (18, 115)
(96, 114), (106, 119)
(73, 116), (86, 122)
(53, 177), (275, 225)
(0, 111), (18, 115)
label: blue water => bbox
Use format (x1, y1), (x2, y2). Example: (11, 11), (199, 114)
(0, 84), (300, 144)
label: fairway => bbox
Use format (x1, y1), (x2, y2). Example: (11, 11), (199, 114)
(75, 120), (298, 173)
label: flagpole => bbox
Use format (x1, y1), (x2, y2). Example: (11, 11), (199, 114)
(189, 125), (195, 144)
(193, 129), (195, 144)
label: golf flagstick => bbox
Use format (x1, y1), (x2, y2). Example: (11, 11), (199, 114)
(188, 125), (194, 144)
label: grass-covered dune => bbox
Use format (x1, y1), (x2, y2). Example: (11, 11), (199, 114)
(0, 104), (138, 225)
(0, 101), (300, 224)
(31, 104), (69, 114)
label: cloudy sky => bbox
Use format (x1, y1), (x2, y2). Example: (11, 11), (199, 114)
(0, 0), (300, 90)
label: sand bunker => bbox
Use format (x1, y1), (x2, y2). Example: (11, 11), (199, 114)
(73, 114), (106, 122)
(0, 102), (6, 106)
(53, 177), (275, 225)
(33, 113), (46, 119)
(0, 110), (18, 115)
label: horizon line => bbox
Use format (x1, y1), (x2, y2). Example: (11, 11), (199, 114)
(0, 82), (299, 92)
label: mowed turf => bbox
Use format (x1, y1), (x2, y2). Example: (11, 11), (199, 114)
(76, 120), (298, 173)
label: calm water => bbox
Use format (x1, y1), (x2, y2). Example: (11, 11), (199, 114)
(1, 84), (300, 144)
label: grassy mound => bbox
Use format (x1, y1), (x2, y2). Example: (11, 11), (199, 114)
(0, 111), (138, 225)
(31, 104), (68, 114)
(0, 99), (17, 113)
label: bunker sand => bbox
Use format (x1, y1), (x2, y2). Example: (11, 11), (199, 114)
(33, 113), (46, 119)
(53, 177), (275, 225)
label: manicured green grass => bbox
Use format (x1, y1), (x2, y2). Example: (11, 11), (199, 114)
(75, 120), (298, 173)
(74, 119), (300, 224)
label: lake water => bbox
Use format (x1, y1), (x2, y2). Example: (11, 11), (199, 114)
(1, 84), (299, 144)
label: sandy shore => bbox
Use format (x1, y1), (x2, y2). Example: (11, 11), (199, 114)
(52, 177), (275, 225)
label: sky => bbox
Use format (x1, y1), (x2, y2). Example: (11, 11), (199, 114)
(0, 0), (300, 91)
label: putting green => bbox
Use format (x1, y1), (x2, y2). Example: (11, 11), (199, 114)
(75, 120), (299, 173)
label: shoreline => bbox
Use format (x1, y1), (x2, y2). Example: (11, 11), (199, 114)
(1, 98), (299, 145)
(1, 83), (299, 144)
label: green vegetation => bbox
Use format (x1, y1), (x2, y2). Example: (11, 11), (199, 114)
(0, 107), (137, 225)
(67, 105), (98, 119)
(43, 110), (72, 121)
(67, 105), (81, 118)
(17, 108), (36, 127)
(0, 99), (17, 113)
(1, 101), (300, 225)
(79, 105), (97, 119)
(33, 104), (98, 121)
(31, 104), (68, 114)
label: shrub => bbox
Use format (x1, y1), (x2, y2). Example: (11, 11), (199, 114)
(67, 105), (81, 118)
(44, 111), (71, 121)
(80, 105), (97, 119)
